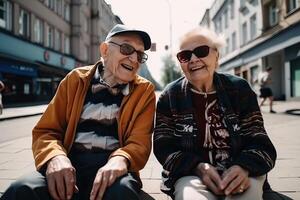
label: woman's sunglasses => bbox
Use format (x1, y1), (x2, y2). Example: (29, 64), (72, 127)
(176, 45), (214, 63)
(109, 41), (148, 63)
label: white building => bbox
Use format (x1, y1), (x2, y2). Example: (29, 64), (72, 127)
(201, 0), (300, 100)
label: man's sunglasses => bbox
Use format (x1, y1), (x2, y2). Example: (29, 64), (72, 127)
(109, 41), (148, 63)
(176, 45), (214, 63)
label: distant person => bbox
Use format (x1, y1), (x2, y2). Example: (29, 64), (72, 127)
(0, 80), (4, 115)
(1, 24), (156, 200)
(154, 27), (277, 200)
(258, 67), (276, 113)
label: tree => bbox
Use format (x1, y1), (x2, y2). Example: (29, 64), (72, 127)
(161, 54), (182, 86)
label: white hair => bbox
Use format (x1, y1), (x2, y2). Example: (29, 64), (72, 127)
(179, 26), (226, 52)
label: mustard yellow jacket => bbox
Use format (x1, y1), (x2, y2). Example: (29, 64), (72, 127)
(32, 62), (156, 173)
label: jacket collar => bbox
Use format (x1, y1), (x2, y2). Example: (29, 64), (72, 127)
(87, 60), (141, 96)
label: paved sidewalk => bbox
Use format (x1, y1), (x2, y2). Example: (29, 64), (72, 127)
(0, 100), (300, 199)
(0, 104), (169, 199)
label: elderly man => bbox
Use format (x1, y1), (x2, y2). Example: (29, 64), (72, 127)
(1, 24), (155, 200)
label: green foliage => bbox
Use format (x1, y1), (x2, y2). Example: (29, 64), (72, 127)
(161, 54), (182, 86)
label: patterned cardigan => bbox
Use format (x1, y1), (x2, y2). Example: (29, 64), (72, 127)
(153, 72), (277, 196)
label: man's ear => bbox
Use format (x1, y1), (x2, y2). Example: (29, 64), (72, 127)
(99, 42), (108, 59)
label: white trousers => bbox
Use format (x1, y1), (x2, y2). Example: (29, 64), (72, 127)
(174, 175), (266, 200)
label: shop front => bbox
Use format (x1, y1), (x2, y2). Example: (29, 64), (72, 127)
(0, 58), (67, 106)
(0, 59), (37, 105)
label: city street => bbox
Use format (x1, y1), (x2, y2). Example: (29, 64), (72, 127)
(0, 100), (299, 199)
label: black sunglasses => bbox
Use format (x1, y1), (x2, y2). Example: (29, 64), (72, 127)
(109, 41), (148, 63)
(176, 45), (214, 63)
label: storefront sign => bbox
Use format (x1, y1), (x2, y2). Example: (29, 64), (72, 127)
(0, 61), (37, 77)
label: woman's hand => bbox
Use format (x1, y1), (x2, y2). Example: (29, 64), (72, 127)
(221, 165), (250, 195)
(194, 163), (224, 195)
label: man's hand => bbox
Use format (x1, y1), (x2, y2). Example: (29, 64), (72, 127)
(194, 163), (224, 195)
(90, 156), (128, 200)
(221, 165), (250, 195)
(46, 155), (78, 200)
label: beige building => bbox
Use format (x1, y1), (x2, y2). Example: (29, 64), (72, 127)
(0, 0), (122, 105)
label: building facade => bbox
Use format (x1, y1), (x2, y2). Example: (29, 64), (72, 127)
(0, 0), (122, 106)
(201, 0), (300, 100)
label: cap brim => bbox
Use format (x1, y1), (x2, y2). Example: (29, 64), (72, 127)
(106, 29), (151, 50)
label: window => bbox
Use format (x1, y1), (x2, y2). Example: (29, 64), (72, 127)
(219, 16), (223, 33)
(250, 13), (257, 40)
(83, 17), (88, 32)
(83, 45), (88, 61)
(46, 26), (54, 48)
(224, 9), (228, 29)
(64, 35), (70, 54)
(240, 0), (246, 9)
(214, 17), (222, 33)
(231, 32), (236, 51)
(269, 3), (278, 26)
(242, 22), (247, 45)
(287, 0), (300, 13)
(214, 20), (218, 33)
(230, 0), (235, 18)
(56, 0), (62, 16)
(53, 0), (57, 12)
(34, 18), (44, 44)
(19, 9), (30, 38)
(64, 2), (70, 21)
(49, 0), (55, 10)
(225, 38), (230, 54)
(0, 0), (12, 30)
(54, 29), (61, 51)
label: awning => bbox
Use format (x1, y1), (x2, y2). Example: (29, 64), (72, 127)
(220, 22), (300, 71)
(0, 61), (38, 77)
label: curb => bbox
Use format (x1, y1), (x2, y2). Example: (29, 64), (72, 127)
(0, 113), (43, 121)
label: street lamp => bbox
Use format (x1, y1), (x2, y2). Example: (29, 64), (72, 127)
(165, 0), (173, 55)
(165, 0), (174, 81)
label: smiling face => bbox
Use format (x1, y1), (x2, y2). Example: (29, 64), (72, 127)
(100, 33), (145, 85)
(179, 35), (219, 89)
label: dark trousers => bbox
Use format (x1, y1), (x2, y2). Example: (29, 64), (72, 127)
(1, 151), (141, 200)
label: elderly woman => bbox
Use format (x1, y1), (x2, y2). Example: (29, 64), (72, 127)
(153, 27), (277, 200)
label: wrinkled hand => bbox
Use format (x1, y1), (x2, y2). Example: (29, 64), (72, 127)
(46, 155), (78, 200)
(194, 163), (224, 195)
(90, 156), (129, 200)
(221, 165), (250, 195)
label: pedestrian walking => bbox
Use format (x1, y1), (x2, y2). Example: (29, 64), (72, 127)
(154, 26), (277, 200)
(1, 24), (155, 200)
(0, 80), (5, 115)
(258, 67), (276, 113)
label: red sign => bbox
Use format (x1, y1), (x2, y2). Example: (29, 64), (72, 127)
(44, 51), (50, 61)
